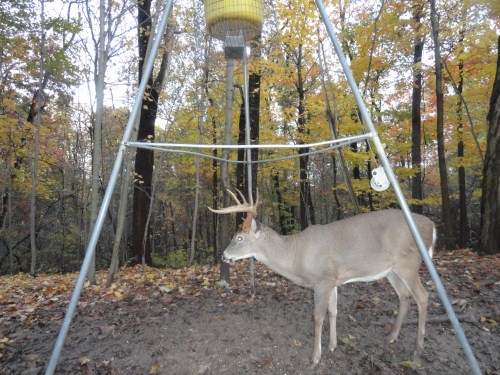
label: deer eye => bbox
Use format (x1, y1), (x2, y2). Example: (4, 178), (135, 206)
(237, 236), (243, 241)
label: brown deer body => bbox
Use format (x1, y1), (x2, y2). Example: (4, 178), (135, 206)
(211, 191), (436, 365)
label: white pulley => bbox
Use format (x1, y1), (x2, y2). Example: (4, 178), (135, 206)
(370, 166), (390, 191)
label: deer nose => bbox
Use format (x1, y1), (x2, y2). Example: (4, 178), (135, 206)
(222, 252), (232, 263)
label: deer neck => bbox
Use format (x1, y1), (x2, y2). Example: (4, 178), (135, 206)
(254, 226), (310, 287)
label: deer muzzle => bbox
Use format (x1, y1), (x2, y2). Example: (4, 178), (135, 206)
(221, 251), (233, 263)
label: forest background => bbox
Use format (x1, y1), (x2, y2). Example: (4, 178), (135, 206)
(0, 0), (498, 280)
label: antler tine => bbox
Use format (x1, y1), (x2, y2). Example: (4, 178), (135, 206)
(235, 188), (259, 208)
(233, 189), (248, 205)
(208, 189), (258, 218)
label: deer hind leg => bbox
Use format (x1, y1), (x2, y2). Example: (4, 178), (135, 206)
(391, 268), (429, 356)
(312, 286), (331, 365)
(327, 287), (338, 352)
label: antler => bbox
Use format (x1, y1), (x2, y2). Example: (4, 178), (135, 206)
(209, 189), (259, 218)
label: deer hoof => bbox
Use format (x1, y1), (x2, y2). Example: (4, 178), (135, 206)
(387, 334), (398, 344)
(311, 352), (321, 366)
(328, 341), (337, 352)
(413, 345), (424, 360)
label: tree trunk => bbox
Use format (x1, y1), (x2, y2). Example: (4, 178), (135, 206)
(318, 42), (360, 215)
(107, 3), (166, 285)
(169, 201), (177, 249)
(456, 11), (469, 248)
(189, 145), (201, 266)
(29, 98), (41, 276)
(249, 43), (261, 199)
(271, 170), (292, 234)
(296, 45), (315, 230)
(211, 106), (218, 263)
(298, 117), (310, 228)
(430, 0), (455, 250)
(132, 0), (170, 265)
(351, 140), (361, 181)
(106, 150), (132, 286)
(219, 58), (235, 282)
(7, 167), (13, 274)
(234, 57), (261, 214)
(235, 86), (246, 226)
(29, 0), (47, 275)
(189, 39), (210, 267)
(133, 15), (155, 265)
(479, 35), (500, 255)
(87, 0), (107, 284)
(411, 0), (424, 214)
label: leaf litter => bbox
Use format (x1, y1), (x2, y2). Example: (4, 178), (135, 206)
(0, 250), (498, 374)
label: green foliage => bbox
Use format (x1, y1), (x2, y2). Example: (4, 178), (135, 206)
(153, 249), (189, 268)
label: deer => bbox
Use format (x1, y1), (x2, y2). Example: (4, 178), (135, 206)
(210, 190), (436, 365)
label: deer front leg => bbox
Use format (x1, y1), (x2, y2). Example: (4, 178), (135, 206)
(312, 286), (330, 365)
(327, 287), (338, 351)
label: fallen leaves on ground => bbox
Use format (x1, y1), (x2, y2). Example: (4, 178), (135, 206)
(0, 249), (498, 363)
(0, 261), (291, 340)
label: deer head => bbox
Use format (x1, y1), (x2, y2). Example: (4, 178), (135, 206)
(209, 189), (261, 262)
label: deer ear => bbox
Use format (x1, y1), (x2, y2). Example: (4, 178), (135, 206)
(241, 214), (252, 232)
(251, 218), (261, 237)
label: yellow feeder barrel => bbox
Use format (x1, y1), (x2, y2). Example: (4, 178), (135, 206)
(205, 0), (264, 42)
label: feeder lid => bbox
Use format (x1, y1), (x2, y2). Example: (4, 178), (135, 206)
(205, 0), (264, 42)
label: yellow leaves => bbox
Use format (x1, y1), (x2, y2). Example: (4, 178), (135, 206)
(104, 283), (125, 300)
(406, 192), (442, 208)
(149, 363), (162, 374)
(399, 360), (422, 369)
(480, 316), (497, 330)
(339, 335), (357, 346)
(113, 291), (123, 298)
(78, 356), (91, 366)
(448, 155), (481, 169)
(393, 166), (417, 178)
(0, 336), (12, 355)
(138, 26), (151, 37)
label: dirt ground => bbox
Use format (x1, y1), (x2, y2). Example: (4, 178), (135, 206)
(1, 250), (498, 375)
